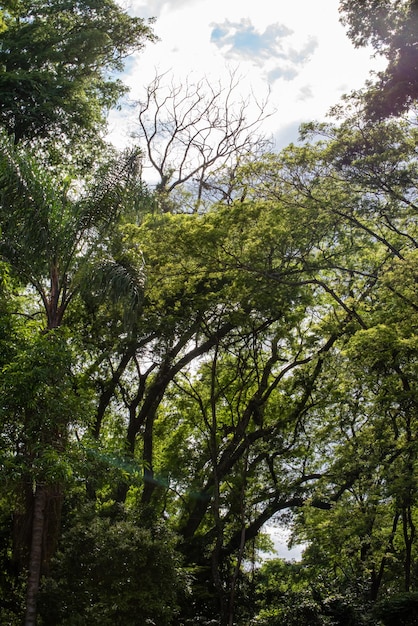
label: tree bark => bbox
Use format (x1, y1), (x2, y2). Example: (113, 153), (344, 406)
(24, 484), (47, 626)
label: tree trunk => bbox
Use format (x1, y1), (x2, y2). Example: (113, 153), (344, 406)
(24, 484), (47, 626)
(403, 503), (415, 592)
(141, 413), (156, 504)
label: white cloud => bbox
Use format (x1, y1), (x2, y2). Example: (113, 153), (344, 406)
(126, 0), (193, 19)
(209, 19), (318, 84)
(210, 19), (294, 61)
(297, 84), (314, 101)
(267, 66), (299, 82)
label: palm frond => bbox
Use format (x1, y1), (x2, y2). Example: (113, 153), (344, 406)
(75, 148), (143, 233)
(90, 254), (146, 319)
(0, 131), (65, 275)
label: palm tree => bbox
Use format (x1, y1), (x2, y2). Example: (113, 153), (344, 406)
(0, 131), (145, 625)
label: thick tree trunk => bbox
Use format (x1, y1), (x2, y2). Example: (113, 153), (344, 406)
(24, 484), (47, 626)
(12, 480), (34, 576)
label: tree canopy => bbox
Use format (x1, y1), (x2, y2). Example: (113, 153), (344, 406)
(1, 1), (418, 625)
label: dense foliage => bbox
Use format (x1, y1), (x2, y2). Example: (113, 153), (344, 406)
(0, 0), (155, 163)
(339, 0), (418, 118)
(0, 1), (417, 624)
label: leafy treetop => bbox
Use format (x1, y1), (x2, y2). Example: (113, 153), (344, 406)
(339, 0), (418, 118)
(0, 0), (156, 146)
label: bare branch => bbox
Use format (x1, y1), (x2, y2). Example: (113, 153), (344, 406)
(134, 69), (273, 211)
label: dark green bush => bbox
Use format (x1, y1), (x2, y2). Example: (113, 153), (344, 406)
(374, 592), (418, 626)
(37, 504), (183, 626)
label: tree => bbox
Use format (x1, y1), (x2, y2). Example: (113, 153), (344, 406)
(253, 557), (360, 626)
(339, 0), (418, 118)
(0, 131), (145, 624)
(112, 191), (364, 624)
(0, 0), (156, 149)
(240, 111), (418, 620)
(135, 70), (272, 212)
(37, 501), (182, 626)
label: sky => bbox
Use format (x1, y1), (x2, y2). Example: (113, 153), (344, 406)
(109, 0), (385, 151)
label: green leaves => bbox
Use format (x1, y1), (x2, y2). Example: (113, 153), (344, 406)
(0, 7), (417, 619)
(0, 131), (65, 277)
(339, 0), (418, 118)
(0, 135), (147, 331)
(37, 503), (182, 626)
(0, 0), (156, 148)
